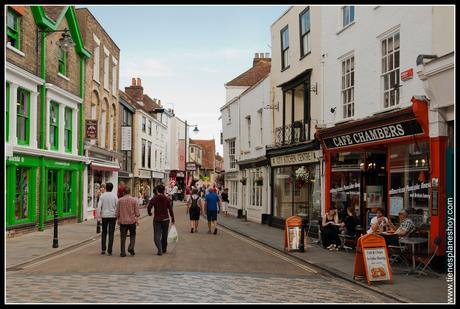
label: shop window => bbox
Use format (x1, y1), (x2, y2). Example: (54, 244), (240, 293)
(17, 88), (30, 145)
(64, 107), (72, 153)
(48, 169), (58, 217)
(63, 171), (72, 214)
(389, 142), (430, 234)
(49, 101), (59, 150)
(7, 8), (21, 50)
(15, 167), (29, 221)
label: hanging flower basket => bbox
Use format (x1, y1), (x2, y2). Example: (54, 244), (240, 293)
(294, 166), (315, 185)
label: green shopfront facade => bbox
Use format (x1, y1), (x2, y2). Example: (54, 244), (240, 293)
(6, 154), (84, 231)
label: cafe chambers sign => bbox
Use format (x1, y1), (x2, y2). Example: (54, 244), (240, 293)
(323, 119), (424, 149)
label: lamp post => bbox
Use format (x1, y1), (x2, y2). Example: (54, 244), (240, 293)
(184, 120), (199, 188)
(35, 28), (75, 247)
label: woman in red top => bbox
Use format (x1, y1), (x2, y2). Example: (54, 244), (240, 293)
(148, 184), (175, 256)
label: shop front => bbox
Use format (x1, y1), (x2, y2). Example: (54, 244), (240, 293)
(267, 143), (322, 233)
(224, 171), (240, 218)
(316, 98), (440, 254)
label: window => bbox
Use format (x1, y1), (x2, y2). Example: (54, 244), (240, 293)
(229, 181), (238, 206)
(17, 88), (30, 145)
(103, 48), (109, 89)
(122, 108), (132, 126)
(7, 8), (21, 49)
(63, 171), (72, 214)
(15, 167), (29, 220)
(64, 107), (72, 152)
(342, 6), (355, 28)
(58, 47), (67, 76)
(155, 150), (158, 168)
(141, 139), (146, 168)
(299, 8), (310, 57)
(250, 168), (263, 207)
(148, 141), (152, 168)
(258, 110), (263, 145)
(148, 120), (152, 135)
(49, 101), (59, 150)
(112, 58), (117, 96)
(6, 83), (10, 142)
(93, 37), (100, 82)
(281, 26), (289, 70)
(122, 150), (132, 172)
(247, 116), (251, 149)
(100, 105), (106, 148)
(229, 139), (236, 169)
(341, 55), (355, 118)
(382, 31), (400, 108)
(227, 107), (231, 124)
(142, 116), (146, 132)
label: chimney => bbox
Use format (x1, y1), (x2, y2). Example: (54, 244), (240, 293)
(125, 76), (144, 101)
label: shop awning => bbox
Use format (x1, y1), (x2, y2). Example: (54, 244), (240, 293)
(315, 97), (429, 151)
(90, 161), (120, 172)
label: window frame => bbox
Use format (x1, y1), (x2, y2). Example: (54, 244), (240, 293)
(58, 47), (67, 76)
(280, 25), (290, 70)
(49, 101), (60, 151)
(381, 31), (400, 109)
(142, 116), (146, 132)
(229, 139), (236, 169)
(141, 139), (146, 168)
(16, 87), (30, 146)
(148, 141), (152, 169)
(342, 6), (355, 28)
(148, 120), (152, 135)
(64, 107), (72, 153)
(341, 54), (355, 119)
(299, 7), (311, 58)
(7, 8), (21, 50)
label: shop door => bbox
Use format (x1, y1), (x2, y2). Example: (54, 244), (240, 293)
(362, 151), (387, 231)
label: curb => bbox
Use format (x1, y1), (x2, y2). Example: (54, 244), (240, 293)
(217, 221), (411, 304)
(6, 212), (151, 271)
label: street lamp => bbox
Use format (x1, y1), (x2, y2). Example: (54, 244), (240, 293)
(35, 28), (75, 248)
(185, 120), (199, 188)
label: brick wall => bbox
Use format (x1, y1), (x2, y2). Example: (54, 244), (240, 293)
(76, 8), (120, 152)
(6, 6), (39, 76)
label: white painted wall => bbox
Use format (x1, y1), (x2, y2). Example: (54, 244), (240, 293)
(225, 85), (248, 103)
(320, 5), (433, 127)
(220, 98), (240, 173)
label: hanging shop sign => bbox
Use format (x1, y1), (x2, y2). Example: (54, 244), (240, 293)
(121, 126), (132, 151)
(85, 120), (98, 139)
(400, 68), (413, 81)
(323, 119), (423, 149)
(186, 162), (196, 171)
(271, 150), (321, 167)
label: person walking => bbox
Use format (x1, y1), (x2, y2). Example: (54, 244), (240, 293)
(186, 188), (202, 233)
(117, 181), (126, 198)
(116, 187), (140, 257)
(96, 182), (118, 255)
(204, 187), (221, 234)
(220, 188), (229, 217)
(148, 184), (175, 256)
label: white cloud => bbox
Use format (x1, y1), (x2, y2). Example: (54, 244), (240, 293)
(121, 57), (173, 78)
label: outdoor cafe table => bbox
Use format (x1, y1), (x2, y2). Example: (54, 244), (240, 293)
(399, 237), (428, 272)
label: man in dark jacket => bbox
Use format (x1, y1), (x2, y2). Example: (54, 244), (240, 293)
(148, 184), (175, 256)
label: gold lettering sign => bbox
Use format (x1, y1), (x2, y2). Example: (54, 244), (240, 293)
(271, 151), (320, 167)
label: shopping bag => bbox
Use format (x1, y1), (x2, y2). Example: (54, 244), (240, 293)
(167, 224), (178, 243)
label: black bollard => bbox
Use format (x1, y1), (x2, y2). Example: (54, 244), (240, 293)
(53, 210), (59, 248)
(299, 219), (305, 252)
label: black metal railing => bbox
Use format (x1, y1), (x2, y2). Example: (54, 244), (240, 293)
(274, 121), (307, 146)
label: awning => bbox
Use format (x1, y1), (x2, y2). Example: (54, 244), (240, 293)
(90, 161), (120, 172)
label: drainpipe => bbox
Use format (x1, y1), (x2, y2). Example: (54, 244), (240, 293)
(38, 29), (46, 231)
(78, 58), (86, 223)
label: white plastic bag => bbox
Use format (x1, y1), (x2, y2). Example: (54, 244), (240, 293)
(167, 224), (178, 243)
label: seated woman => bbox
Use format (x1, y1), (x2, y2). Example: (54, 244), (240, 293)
(340, 205), (359, 237)
(321, 208), (341, 251)
(367, 209), (391, 234)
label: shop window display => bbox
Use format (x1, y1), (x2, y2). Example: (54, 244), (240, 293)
(15, 167), (29, 220)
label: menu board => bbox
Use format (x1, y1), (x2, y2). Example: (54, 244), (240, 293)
(287, 226), (302, 251)
(363, 247), (391, 282)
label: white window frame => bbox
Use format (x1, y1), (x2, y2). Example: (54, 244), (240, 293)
(93, 34), (100, 83)
(246, 116), (251, 149)
(228, 139), (236, 169)
(112, 57), (118, 96)
(342, 6), (355, 28)
(381, 31), (400, 109)
(341, 54), (354, 119)
(258, 109), (263, 145)
(227, 107), (231, 124)
(103, 46), (110, 90)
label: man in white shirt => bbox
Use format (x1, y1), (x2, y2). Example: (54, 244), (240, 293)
(97, 182), (118, 255)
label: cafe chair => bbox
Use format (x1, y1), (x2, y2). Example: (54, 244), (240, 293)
(415, 236), (441, 276)
(339, 233), (356, 252)
(388, 239), (411, 270)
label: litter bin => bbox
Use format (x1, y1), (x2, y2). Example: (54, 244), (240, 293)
(284, 216), (304, 252)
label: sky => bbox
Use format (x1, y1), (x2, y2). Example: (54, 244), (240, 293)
(79, 5), (290, 155)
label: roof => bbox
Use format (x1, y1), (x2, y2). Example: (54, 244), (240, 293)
(190, 139), (216, 170)
(225, 59), (271, 87)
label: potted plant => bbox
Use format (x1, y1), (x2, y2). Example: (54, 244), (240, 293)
(240, 177), (247, 185)
(255, 176), (263, 186)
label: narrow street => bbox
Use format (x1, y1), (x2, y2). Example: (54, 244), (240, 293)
(6, 203), (391, 303)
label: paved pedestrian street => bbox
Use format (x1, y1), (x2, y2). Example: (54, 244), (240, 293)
(6, 271), (391, 303)
(6, 205), (393, 304)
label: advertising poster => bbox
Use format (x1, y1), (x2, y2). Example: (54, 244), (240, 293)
(287, 226), (302, 251)
(367, 185), (383, 208)
(363, 247), (391, 282)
